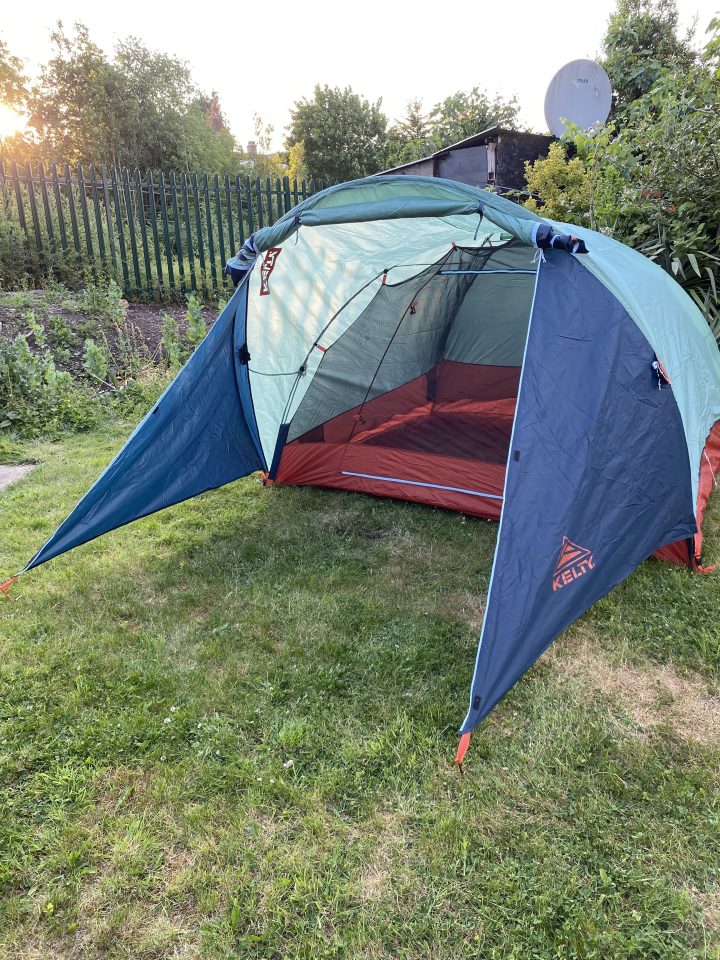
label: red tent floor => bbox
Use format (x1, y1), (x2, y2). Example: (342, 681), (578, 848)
(274, 364), (720, 569)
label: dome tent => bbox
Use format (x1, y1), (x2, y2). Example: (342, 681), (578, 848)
(14, 176), (720, 760)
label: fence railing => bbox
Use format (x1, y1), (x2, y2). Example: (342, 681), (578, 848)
(0, 161), (331, 300)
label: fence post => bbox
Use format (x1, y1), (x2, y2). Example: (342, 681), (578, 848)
(25, 164), (45, 275)
(202, 173), (217, 292)
(169, 171), (185, 293)
(0, 159), (7, 210)
(245, 176), (255, 235)
(157, 171), (175, 293)
(214, 174), (227, 286)
(133, 168), (153, 295)
(121, 168), (142, 295)
(146, 169), (164, 293)
(251, 177), (262, 230)
(224, 175), (235, 259)
(11, 163), (28, 240)
(179, 173), (196, 293)
(88, 165), (107, 269)
(63, 164), (82, 270)
(191, 173), (207, 298)
(76, 164), (96, 277)
(282, 176), (292, 213)
(264, 177), (273, 225)
(38, 162), (56, 259)
(110, 167), (130, 294)
(100, 164), (119, 277)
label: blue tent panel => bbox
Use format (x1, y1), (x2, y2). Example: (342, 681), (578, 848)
(26, 280), (266, 572)
(461, 251), (697, 732)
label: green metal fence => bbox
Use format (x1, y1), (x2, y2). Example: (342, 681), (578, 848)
(0, 161), (330, 300)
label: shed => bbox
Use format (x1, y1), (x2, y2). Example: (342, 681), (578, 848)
(381, 126), (553, 191)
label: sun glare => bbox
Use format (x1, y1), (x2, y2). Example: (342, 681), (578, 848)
(0, 104), (26, 140)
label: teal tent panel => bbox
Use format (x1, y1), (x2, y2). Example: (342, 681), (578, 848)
(25, 280), (265, 571)
(253, 175), (544, 250)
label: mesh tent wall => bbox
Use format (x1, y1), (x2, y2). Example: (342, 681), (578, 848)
(17, 176), (720, 746)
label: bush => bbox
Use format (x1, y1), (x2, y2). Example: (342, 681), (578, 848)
(82, 338), (110, 383)
(160, 313), (182, 369)
(0, 334), (101, 438)
(110, 370), (169, 419)
(185, 293), (206, 349)
(524, 143), (592, 227)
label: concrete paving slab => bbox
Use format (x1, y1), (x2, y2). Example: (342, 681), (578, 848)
(0, 465), (33, 491)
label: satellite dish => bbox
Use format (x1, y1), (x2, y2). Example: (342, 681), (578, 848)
(544, 59), (612, 137)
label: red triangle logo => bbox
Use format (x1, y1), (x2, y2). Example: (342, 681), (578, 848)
(554, 536), (593, 575)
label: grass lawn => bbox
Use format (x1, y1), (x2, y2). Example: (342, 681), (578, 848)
(1, 420), (719, 959)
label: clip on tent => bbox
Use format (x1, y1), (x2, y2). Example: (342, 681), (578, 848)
(9, 176), (720, 763)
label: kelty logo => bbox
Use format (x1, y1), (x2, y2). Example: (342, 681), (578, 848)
(552, 536), (594, 591)
(259, 247), (281, 296)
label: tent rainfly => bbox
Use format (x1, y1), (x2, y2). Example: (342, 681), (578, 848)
(12, 176), (720, 763)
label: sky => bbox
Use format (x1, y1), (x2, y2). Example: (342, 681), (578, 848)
(1, 0), (717, 149)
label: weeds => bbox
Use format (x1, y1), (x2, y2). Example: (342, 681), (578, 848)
(185, 293), (206, 349)
(160, 313), (182, 370)
(0, 334), (101, 436)
(22, 310), (46, 347)
(82, 338), (110, 383)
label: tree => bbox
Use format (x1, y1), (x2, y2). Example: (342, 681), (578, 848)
(395, 98), (430, 143)
(526, 58), (720, 335)
(704, 15), (720, 75)
(26, 22), (241, 172)
(386, 98), (436, 168)
(287, 141), (308, 183)
(601, 0), (695, 112)
(429, 88), (520, 146)
(0, 38), (27, 107)
(247, 114), (285, 180)
(287, 85), (388, 183)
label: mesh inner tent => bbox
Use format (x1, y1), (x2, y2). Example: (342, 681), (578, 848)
(277, 239), (538, 515)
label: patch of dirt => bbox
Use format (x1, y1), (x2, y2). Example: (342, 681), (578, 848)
(548, 637), (720, 745)
(0, 463), (33, 491)
(452, 590), (486, 633)
(0, 290), (217, 376)
(691, 884), (720, 934)
(357, 810), (407, 903)
(360, 529), (393, 541)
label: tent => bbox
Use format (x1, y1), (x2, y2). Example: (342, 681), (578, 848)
(14, 176), (720, 759)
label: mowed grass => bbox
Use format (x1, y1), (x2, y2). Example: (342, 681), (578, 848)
(1, 423), (719, 960)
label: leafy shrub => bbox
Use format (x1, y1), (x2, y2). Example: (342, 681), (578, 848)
(48, 313), (73, 350)
(70, 279), (127, 325)
(185, 293), (206, 348)
(0, 208), (30, 290)
(0, 334), (101, 437)
(82, 338), (110, 382)
(160, 313), (182, 369)
(110, 369), (169, 420)
(22, 310), (46, 347)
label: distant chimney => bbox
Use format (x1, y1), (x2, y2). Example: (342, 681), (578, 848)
(246, 140), (258, 157)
